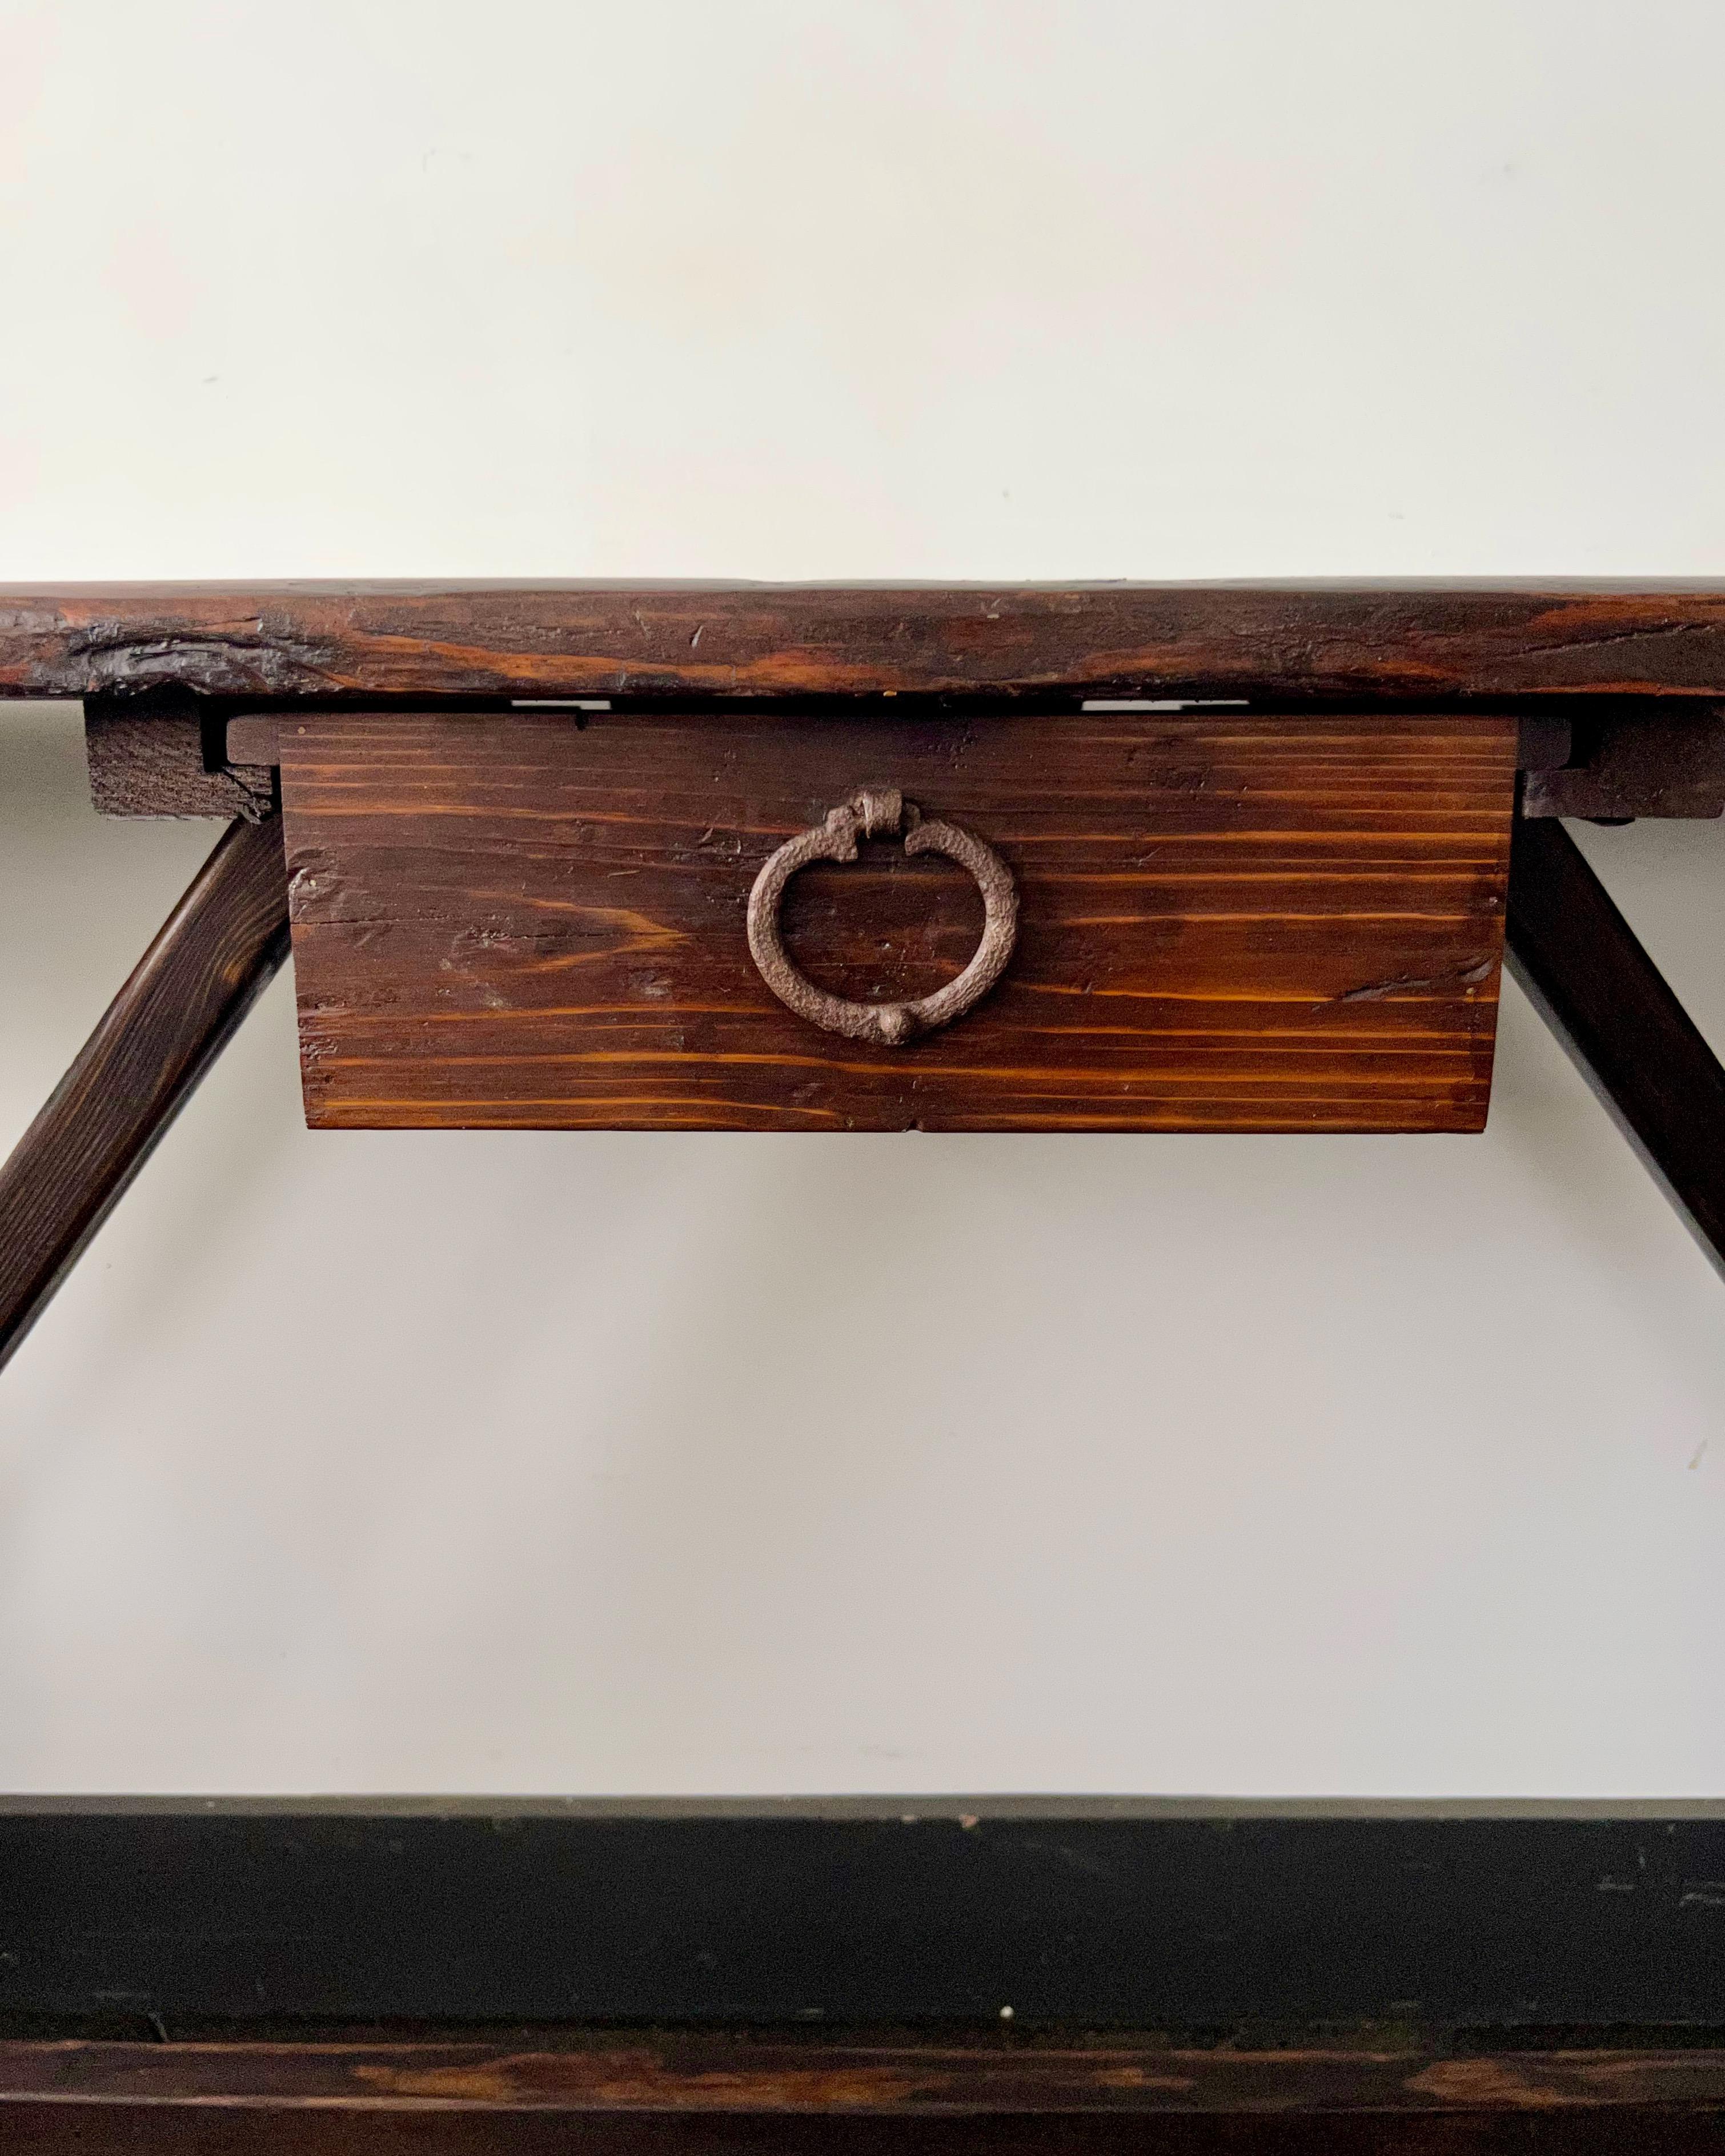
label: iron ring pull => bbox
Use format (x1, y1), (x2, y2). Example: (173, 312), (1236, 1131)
(745, 790), (1018, 1046)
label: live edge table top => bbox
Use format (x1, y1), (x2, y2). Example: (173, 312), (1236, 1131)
(5, 579), (1725, 703)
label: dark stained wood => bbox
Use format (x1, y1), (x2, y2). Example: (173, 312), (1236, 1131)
(86, 694), (275, 821)
(8, 581), (1725, 702)
(279, 709), (1515, 1134)
(1506, 817), (1725, 1272)
(7, 2083), (1723, 2156)
(1521, 707), (1725, 819)
(0, 815), (290, 1373)
(3, 2026), (1725, 2130)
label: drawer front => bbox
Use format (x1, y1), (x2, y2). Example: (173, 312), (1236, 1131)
(280, 709), (1515, 1133)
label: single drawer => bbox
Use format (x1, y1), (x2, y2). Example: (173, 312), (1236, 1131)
(279, 707), (1516, 1133)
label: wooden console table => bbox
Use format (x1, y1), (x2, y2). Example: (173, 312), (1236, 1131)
(3, 582), (1725, 2148)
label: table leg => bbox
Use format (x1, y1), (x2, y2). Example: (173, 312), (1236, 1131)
(1506, 813), (1725, 1275)
(0, 813), (291, 1374)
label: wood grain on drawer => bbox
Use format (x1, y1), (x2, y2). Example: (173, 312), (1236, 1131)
(279, 709), (1515, 1133)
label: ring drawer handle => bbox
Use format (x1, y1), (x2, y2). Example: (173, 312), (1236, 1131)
(746, 790), (1018, 1045)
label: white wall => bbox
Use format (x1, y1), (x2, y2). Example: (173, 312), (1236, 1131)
(2, 0), (1723, 1796)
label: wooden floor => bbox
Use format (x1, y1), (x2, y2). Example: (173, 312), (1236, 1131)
(5, 2030), (1725, 2151)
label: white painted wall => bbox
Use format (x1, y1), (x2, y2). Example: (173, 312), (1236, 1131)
(2, 0), (1723, 1796)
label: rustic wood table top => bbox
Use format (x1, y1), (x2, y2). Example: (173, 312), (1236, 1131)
(5, 578), (1725, 701)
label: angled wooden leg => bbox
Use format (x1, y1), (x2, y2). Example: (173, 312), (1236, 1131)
(0, 814), (291, 1374)
(1506, 814), (1725, 1275)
